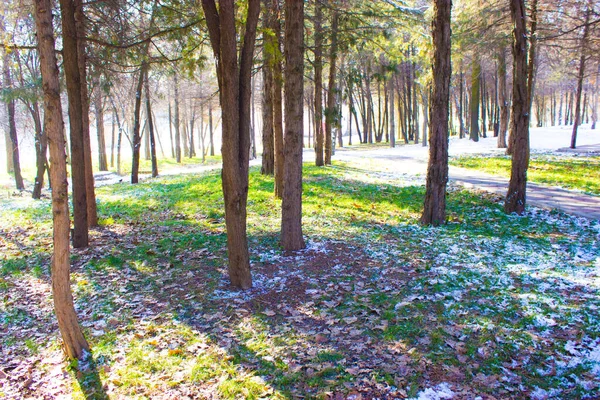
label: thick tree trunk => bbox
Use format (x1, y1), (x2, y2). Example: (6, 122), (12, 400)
(201, 0), (259, 289)
(314, 2), (324, 166)
(421, 0), (451, 226)
(35, 0), (89, 359)
(469, 58), (480, 141)
(324, 10), (339, 165)
(281, 0), (305, 251)
(2, 52), (25, 190)
(570, 0), (592, 149)
(505, 0), (530, 215)
(59, 0), (88, 247)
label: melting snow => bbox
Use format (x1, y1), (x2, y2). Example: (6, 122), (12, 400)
(409, 382), (455, 400)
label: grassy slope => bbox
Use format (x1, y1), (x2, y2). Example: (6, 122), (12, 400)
(1, 163), (599, 399)
(450, 155), (600, 195)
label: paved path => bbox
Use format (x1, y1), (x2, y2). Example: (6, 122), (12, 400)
(333, 146), (600, 220)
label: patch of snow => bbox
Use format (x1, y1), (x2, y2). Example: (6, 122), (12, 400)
(408, 382), (455, 400)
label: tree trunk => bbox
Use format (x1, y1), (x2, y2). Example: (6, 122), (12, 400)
(314, 1), (324, 166)
(261, 22), (275, 175)
(131, 65), (146, 183)
(389, 76), (396, 148)
(174, 72), (182, 163)
(145, 71), (158, 177)
(31, 101), (48, 199)
(421, 0), (451, 226)
(458, 64), (465, 138)
(570, 0), (592, 149)
(505, 0), (530, 215)
(422, 88), (429, 147)
(498, 46), (508, 148)
(75, 0), (97, 227)
(59, 0), (88, 247)
(209, 106), (215, 156)
(35, 0), (90, 360)
(168, 100), (175, 158)
(281, 0), (305, 251)
(324, 10), (339, 165)
(469, 57), (480, 141)
(2, 52), (25, 190)
(271, 0), (284, 198)
(201, 0), (260, 289)
(94, 86), (108, 171)
(110, 110), (115, 168)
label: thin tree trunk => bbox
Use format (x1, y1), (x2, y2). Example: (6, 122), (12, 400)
(421, 0), (451, 226)
(209, 105), (215, 156)
(110, 110), (115, 168)
(145, 71), (158, 177)
(505, 0), (530, 215)
(570, 0), (592, 149)
(272, 0), (284, 197)
(281, 0), (305, 251)
(31, 101), (48, 199)
(390, 76), (396, 148)
(35, 0), (90, 359)
(498, 46), (508, 148)
(94, 86), (108, 171)
(314, 1), (324, 166)
(168, 99), (175, 158)
(2, 52), (25, 190)
(131, 65), (147, 183)
(324, 10), (339, 165)
(174, 72), (182, 163)
(469, 57), (480, 141)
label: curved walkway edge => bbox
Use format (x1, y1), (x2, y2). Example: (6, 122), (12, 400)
(450, 166), (600, 220)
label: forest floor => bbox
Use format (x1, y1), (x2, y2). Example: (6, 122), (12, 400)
(1, 125), (600, 399)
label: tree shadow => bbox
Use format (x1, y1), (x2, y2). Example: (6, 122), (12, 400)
(74, 352), (109, 400)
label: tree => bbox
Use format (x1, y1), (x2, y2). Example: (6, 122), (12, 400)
(261, 1), (275, 176)
(469, 57), (480, 141)
(313, 1), (324, 166)
(570, 0), (593, 149)
(281, 0), (305, 251)
(324, 9), (339, 165)
(201, 0), (260, 289)
(421, 0), (451, 226)
(2, 49), (25, 190)
(59, 0), (89, 248)
(34, 0), (90, 359)
(505, 0), (530, 215)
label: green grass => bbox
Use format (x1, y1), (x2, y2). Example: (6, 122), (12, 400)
(1, 160), (599, 398)
(450, 154), (600, 195)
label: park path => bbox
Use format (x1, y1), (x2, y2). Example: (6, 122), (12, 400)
(333, 145), (600, 220)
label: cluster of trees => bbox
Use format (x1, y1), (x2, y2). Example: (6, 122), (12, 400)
(1, 0), (598, 360)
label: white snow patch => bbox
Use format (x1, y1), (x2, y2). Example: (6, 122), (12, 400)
(408, 382), (455, 400)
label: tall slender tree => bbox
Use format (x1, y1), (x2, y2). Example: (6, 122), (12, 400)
(201, 0), (260, 289)
(421, 0), (451, 226)
(35, 0), (90, 359)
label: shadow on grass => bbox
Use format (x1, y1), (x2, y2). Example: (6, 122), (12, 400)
(76, 354), (109, 400)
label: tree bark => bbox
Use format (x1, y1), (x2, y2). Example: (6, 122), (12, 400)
(2, 52), (25, 190)
(570, 0), (592, 149)
(174, 72), (182, 163)
(505, 0), (530, 215)
(261, 15), (275, 176)
(130, 65), (146, 183)
(314, 1), (324, 166)
(35, 0), (90, 360)
(31, 102), (48, 199)
(201, 0), (260, 289)
(59, 0), (88, 247)
(469, 57), (480, 141)
(281, 0), (305, 251)
(74, 0), (98, 227)
(421, 0), (451, 226)
(498, 46), (508, 148)
(94, 85), (108, 171)
(271, 0), (284, 198)
(325, 9), (339, 165)
(145, 71), (158, 177)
